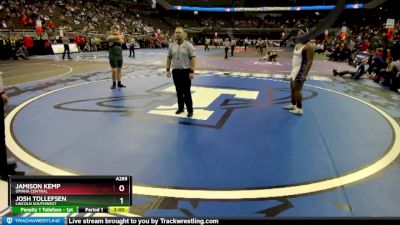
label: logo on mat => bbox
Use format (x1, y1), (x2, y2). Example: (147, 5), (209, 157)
(54, 84), (316, 129)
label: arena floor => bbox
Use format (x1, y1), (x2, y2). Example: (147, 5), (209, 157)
(1, 46), (400, 218)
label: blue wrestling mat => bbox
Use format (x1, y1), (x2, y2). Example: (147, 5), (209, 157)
(5, 67), (400, 217)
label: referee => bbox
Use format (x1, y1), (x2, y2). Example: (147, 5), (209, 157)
(166, 27), (196, 118)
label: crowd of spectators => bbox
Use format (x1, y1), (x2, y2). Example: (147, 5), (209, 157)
(0, 0), (163, 35)
(0, 0), (172, 59)
(201, 15), (319, 30)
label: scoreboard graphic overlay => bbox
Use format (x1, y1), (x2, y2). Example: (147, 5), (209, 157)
(8, 176), (132, 214)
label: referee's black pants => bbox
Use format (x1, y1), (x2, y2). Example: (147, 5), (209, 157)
(172, 69), (193, 113)
(62, 44), (70, 59)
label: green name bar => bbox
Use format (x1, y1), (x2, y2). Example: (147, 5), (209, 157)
(12, 206), (78, 214)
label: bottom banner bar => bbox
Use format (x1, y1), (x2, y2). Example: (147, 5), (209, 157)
(66, 217), (218, 225)
(3, 217), (400, 225)
(65, 217), (400, 225)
